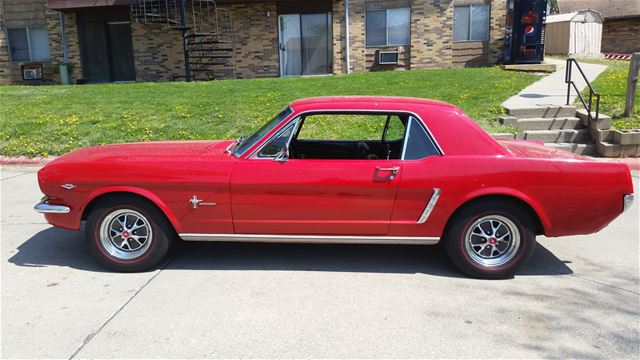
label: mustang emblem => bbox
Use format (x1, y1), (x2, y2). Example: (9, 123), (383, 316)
(189, 195), (216, 209)
(61, 184), (76, 190)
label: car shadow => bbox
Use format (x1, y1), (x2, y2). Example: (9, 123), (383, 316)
(8, 227), (573, 277)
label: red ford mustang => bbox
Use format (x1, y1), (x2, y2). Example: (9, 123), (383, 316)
(35, 96), (634, 278)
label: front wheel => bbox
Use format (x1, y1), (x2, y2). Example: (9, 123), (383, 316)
(86, 196), (173, 272)
(444, 201), (536, 279)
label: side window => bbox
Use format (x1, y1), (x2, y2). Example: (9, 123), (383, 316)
(383, 115), (406, 141)
(297, 114), (387, 141)
(290, 113), (408, 160)
(403, 117), (440, 160)
(258, 122), (296, 158)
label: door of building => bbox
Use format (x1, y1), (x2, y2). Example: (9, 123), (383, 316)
(278, 13), (332, 76)
(107, 22), (136, 82)
(77, 8), (136, 83)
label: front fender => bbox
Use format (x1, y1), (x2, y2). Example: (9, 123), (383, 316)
(83, 186), (182, 233)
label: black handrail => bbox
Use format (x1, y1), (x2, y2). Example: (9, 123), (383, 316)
(565, 58), (600, 122)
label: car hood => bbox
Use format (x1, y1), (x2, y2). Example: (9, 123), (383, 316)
(496, 138), (589, 160)
(49, 140), (235, 164)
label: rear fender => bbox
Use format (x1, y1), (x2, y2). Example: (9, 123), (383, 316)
(454, 187), (551, 235)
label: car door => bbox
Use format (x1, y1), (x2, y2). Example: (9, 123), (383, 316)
(387, 116), (446, 237)
(229, 112), (405, 235)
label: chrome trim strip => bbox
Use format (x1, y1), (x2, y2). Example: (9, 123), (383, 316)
(623, 193), (634, 213)
(400, 115), (413, 160)
(179, 233), (440, 245)
(224, 141), (236, 154)
(34, 197), (70, 214)
(244, 109), (445, 159)
(416, 188), (441, 224)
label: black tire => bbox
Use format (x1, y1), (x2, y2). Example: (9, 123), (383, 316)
(444, 200), (536, 279)
(85, 195), (174, 272)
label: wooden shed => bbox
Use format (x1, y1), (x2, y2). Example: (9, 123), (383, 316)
(544, 10), (603, 55)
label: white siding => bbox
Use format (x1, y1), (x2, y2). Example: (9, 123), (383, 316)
(544, 10), (603, 55)
(545, 21), (571, 54)
(570, 21), (602, 54)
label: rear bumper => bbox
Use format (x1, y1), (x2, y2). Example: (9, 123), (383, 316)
(623, 194), (635, 213)
(34, 197), (71, 214)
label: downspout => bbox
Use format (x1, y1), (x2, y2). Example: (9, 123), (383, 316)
(58, 11), (70, 85)
(178, 0), (191, 81)
(344, 0), (350, 74)
(59, 12), (68, 64)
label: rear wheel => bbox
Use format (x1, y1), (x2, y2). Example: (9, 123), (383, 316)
(86, 196), (173, 272)
(444, 200), (536, 279)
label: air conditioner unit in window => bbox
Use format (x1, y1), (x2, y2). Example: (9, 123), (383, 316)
(22, 64), (43, 80)
(378, 51), (399, 65)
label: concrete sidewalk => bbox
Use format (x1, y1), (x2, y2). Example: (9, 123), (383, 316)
(503, 59), (607, 110)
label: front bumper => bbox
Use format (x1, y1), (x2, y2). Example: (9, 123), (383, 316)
(34, 197), (71, 214)
(623, 194), (635, 213)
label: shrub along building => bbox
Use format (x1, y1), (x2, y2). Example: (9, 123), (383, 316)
(0, 0), (508, 85)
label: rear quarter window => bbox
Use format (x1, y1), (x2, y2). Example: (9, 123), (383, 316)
(403, 117), (440, 160)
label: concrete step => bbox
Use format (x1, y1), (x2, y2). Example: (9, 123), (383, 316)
(520, 129), (589, 143)
(491, 133), (516, 139)
(545, 142), (597, 156)
(513, 117), (584, 130)
(596, 141), (640, 157)
(575, 109), (613, 129)
(506, 105), (577, 119)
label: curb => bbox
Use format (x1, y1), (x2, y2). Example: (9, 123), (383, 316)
(0, 156), (58, 166)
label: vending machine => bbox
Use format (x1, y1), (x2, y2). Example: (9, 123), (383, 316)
(503, 0), (547, 64)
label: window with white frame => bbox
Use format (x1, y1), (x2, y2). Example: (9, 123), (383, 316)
(365, 8), (410, 46)
(6, 28), (51, 62)
(453, 4), (490, 41)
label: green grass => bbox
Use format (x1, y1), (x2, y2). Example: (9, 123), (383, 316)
(0, 67), (539, 157)
(591, 61), (640, 131)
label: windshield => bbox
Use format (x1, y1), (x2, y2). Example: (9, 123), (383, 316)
(233, 107), (293, 157)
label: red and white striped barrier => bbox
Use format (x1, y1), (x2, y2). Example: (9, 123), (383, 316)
(603, 53), (632, 60)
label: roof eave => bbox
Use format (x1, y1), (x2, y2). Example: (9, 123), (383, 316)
(48, 0), (131, 10)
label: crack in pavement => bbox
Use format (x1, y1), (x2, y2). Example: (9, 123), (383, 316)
(0, 172), (35, 182)
(67, 250), (182, 359)
(525, 263), (640, 296)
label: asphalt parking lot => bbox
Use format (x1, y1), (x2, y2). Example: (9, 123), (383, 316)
(1, 165), (639, 359)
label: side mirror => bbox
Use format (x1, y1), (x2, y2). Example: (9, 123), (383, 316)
(274, 144), (289, 162)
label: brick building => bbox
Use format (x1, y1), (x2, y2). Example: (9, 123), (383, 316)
(0, 0), (508, 85)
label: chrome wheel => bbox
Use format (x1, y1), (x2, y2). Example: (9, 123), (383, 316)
(464, 215), (520, 268)
(99, 209), (153, 260)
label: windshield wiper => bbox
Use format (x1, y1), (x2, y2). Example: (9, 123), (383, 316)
(225, 136), (245, 154)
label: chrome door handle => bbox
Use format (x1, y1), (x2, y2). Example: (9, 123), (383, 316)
(376, 166), (400, 174)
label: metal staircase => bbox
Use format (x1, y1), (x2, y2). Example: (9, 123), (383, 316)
(130, 0), (236, 81)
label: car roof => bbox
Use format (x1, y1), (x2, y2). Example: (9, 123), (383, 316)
(290, 96), (459, 111)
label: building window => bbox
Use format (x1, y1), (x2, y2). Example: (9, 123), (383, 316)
(365, 8), (410, 46)
(6, 28), (51, 62)
(453, 4), (490, 41)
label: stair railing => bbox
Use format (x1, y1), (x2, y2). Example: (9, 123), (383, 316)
(565, 58), (600, 122)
